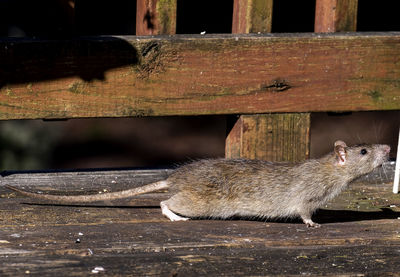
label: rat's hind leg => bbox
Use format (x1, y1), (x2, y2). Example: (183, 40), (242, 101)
(160, 200), (189, 221)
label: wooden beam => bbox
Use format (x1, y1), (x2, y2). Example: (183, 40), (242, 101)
(136, 0), (177, 35)
(232, 0), (273, 33)
(315, 0), (358, 32)
(0, 33), (399, 120)
(226, 114), (310, 161)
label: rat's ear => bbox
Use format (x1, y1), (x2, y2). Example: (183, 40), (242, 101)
(334, 140), (347, 166)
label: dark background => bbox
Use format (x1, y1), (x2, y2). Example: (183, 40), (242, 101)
(0, 0), (398, 170)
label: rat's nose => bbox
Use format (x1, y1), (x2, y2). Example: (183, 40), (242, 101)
(382, 145), (391, 154)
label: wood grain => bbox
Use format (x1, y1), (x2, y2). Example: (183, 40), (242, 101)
(315, 0), (358, 32)
(0, 33), (399, 120)
(226, 114), (310, 161)
(232, 0), (273, 33)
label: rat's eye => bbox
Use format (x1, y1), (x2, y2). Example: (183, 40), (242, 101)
(360, 149), (367, 155)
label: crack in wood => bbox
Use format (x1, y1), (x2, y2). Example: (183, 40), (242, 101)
(261, 79), (292, 92)
(141, 41), (161, 57)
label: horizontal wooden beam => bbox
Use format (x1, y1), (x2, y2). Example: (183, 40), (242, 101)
(0, 33), (399, 120)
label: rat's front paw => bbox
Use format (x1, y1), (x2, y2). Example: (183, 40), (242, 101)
(303, 218), (321, 228)
(306, 222), (321, 228)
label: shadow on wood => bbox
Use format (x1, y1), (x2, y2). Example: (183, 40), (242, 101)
(0, 37), (138, 87)
(12, 200), (400, 226)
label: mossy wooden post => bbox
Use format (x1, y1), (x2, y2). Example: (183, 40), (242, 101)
(232, 0), (273, 34)
(136, 0), (177, 35)
(228, 0), (310, 162)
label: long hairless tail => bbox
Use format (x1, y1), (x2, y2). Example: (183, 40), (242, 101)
(4, 180), (169, 203)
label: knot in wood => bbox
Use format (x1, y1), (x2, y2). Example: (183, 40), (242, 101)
(262, 79), (291, 92)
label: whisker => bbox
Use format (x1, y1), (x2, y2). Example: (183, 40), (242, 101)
(381, 163), (388, 181)
(356, 133), (362, 144)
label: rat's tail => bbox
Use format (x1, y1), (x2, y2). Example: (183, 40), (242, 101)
(4, 180), (169, 203)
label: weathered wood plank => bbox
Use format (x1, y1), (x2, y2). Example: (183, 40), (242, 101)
(0, 33), (399, 120)
(232, 0), (273, 33)
(0, 168), (173, 206)
(136, 0), (177, 35)
(226, 113), (310, 161)
(1, 165), (400, 276)
(2, 243), (400, 276)
(315, 0), (358, 32)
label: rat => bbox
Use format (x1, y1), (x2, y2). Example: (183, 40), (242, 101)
(5, 140), (390, 228)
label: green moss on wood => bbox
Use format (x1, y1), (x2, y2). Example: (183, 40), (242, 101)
(123, 107), (154, 117)
(251, 0), (273, 33)
(68, 82), (89, 95)
(367, 90), (382, 101)
(157, 0), (177, 34)
(5, 88), (13, 96)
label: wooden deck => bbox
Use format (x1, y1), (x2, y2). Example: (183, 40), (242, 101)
(1, 163), (400, 276)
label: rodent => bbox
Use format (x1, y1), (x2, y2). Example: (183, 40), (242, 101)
(5, 140), (390, 228)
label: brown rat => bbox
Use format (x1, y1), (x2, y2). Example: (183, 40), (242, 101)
(5, 140), (390, 227)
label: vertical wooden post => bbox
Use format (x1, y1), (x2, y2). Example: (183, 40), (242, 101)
(226, 114), (310, 162)
(228, 0), (311, 162)
(232, 0), (273, 33)
(315, 0), (358, 32)
(136, 0), (177, 35)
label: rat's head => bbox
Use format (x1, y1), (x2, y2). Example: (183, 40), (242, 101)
(333, 140), (390, 178)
